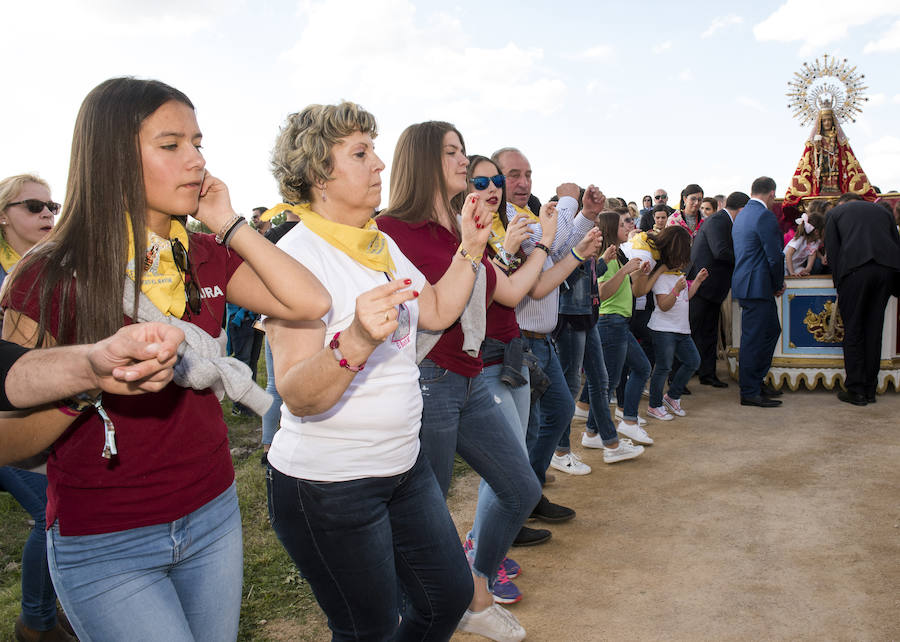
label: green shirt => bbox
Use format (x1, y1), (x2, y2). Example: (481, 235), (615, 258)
(598, 258), (632, 317)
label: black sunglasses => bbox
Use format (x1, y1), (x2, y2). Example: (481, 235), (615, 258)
(171, 238), (202, 316)
(6, 199), (61, 214)
(469, 175), (505, 190)
(654, 195), (667, 200)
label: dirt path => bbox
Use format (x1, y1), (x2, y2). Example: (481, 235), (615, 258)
(265, 380), (899, 641)
(452, 382), (900, 641)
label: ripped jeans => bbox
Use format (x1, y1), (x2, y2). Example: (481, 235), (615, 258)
(417, 360), (541, 588)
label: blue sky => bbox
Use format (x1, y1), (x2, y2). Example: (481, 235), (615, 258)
(3, 0), (899, 215)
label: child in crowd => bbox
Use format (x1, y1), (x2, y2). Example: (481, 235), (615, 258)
(640, 226), (707, 420)
(784, 212), (825, 276)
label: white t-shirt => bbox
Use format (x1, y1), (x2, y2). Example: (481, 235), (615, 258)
(265, 223), (428, 482)
(621, 235), (657, 312)
(784, 236), (820, 275)
(648, 272), (691, 334)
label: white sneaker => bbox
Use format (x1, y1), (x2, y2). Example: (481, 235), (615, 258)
(550, 452), (592, 475)
(614, 407), (647, 426)
(663, 394), (686, 417)
(581, 431), (605, 449)
(647, 406), (674, 421)
(617, 419), (654, 445)
(603, 437), (645, 463)
(457, 604), (526, 642)
(573, 405), (589, 419)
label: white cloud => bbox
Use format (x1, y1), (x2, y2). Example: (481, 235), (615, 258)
(754, 0), (900, 55)
(702, 14), (743, 38)
(280, 0), (566, 121)
(568, 45), (614, 61)
(892, 94), (900, 104)
(676, 68), (693, 82)
(864, 19), (900, 52)
(652, 40), (672, 54)
(867, 93), (886, 107)
(736, 96), (769, 113)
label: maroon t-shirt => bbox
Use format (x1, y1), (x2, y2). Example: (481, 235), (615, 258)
(377, 216), (496, 377)
(3, 233), (241, 535)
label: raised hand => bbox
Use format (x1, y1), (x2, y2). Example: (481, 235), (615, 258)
(574, 227), (602, 258)
(196, 171), (239, 233)
(581, 185), (606, 219)
(623, 257), (643, 274)
(538, 201), (558, 245)
(601, 244), (618, 263)
(556, 182), (580, 200)
(674, 275), (687, 293)
(695, 267), (709, 283)
(349, 279), (418, 346)
(459, 193), (491, 256)
(503, 214), (530, 254)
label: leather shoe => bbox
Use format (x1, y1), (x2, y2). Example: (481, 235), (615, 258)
(14, 616), (76, 642)
(866, 393), (876, 404)
(700, 377), (728, 388)
(512, 525), (552, 547)
(740, 395), (782, 407)
(837, 390), (867, 406)
(760, 382), (783, 397)
(530, 494), (575, 522)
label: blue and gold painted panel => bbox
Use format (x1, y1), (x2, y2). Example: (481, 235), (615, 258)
(782, 287), (844, 355)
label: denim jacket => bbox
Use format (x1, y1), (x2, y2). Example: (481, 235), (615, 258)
(558, 259), (607, 315)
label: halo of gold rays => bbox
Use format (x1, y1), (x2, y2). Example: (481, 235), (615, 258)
(786, 53), (868, 126)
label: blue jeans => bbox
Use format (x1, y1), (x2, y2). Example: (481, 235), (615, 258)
(557, 323), (618, 446)
(522, 336), (575, 484)
(418, 360), (541, 585)
(649, 331), (701, 407)
(267, 455), (472, 641)
(0, 467), (56, 630)
(262, 338), (281, 446)
(47, 483), (243, 642)
(471, 364), (533, 557)
(597, 314), (651, 421)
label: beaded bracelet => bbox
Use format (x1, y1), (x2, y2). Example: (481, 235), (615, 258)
(457, 246), (481, 273)
(534, 242), (550, 255)
(329, 332), (366, 372)
(215, 214), (243, 244)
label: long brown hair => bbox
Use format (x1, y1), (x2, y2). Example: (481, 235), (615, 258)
(380, 121), (465, 233)
(651, 225), (692, 273)
(9, 77), (195, 345)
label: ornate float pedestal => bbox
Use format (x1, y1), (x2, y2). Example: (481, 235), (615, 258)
(727, 277), (900, 392)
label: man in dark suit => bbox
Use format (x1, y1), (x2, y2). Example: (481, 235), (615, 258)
(731, 177), (785, 407)
(688, 191), (750, 387)
(824, 194), (900, 405)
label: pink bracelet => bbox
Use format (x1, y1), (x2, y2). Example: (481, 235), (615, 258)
(329, 332), (366, 373)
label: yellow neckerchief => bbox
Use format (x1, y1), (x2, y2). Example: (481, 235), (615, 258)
(628, 232), (660, 261)
(273, 203), (395, 275)
(0, 233), (21, 273)
(490, 211), (508, 247)
(510, 203), (540, 223)
(125, 217), (189, 319)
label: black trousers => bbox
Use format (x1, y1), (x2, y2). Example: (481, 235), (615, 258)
(836, 263), (895, 397)
(689, 295), (721, 380)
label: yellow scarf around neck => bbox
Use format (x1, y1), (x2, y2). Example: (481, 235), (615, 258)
(510, 203), (540, 223)
(490, 211), (508, 248)
(273, 202), (395, 275)
(125, 217), (190, 319)
(0, 234), (21, 273)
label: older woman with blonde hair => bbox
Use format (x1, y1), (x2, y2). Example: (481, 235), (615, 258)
(264, 103), (491, 641)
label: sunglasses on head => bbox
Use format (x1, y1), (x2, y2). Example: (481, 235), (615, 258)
(469, 175), (505, 190)
(170, 238), (202, 316)
(7, 199), (61, 214)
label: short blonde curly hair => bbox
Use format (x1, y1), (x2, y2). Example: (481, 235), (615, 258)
(272, 101), (378, 203)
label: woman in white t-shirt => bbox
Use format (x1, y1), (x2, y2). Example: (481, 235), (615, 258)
(641, 226), (708, 420)
(263, 102), (491, 640)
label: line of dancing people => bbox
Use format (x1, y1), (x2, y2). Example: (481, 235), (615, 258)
(6, 75), (897, 642)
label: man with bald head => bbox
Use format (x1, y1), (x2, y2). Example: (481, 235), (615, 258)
(492, 147), (604, 543)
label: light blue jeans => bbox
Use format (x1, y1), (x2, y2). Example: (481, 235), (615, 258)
(262, 338), (282, 446)
(597, 314), (651, 422)
(418, 360), (541, 586)
(648, 330), (701, 407)
(47, 483), (243, 642)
